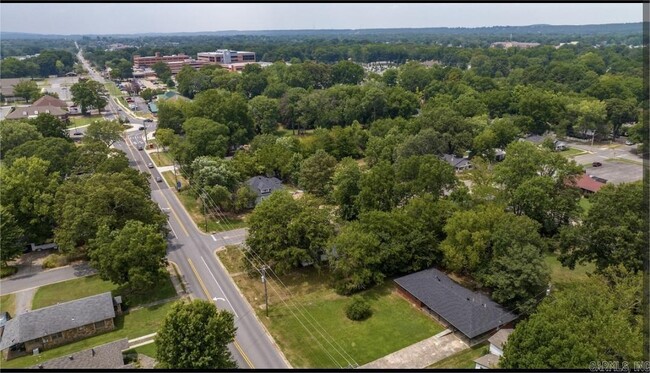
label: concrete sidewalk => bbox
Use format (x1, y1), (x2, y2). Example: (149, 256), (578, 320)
(361, 329), (468, 369)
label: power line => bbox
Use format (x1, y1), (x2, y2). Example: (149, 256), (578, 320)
(171, 164), (353, 367)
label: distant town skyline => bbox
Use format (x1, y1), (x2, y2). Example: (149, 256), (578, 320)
(0, 3), (643, 35)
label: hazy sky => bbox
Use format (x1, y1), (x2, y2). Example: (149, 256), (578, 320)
(1, 3), (643, 35)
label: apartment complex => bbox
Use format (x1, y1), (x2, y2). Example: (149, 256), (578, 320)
(197, 49), (256, 64)
(132, 52), (190, 68)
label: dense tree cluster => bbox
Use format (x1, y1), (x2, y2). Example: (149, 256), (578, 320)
(0, 49), (76, 78)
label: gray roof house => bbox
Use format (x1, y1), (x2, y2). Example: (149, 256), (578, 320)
(246, 176), (283, 205)
(5, 105), (68, 120)
(31, 338), (129, 369)
(394, 268), (518, 346)
(0, 292), (120, 360)
(442, 154), (472, 172)
(474, 328), (514, 369)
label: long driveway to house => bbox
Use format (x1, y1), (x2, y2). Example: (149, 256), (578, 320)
(0, 263), (96, 295)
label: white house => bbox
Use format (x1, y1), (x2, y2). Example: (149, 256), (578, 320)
(474, 328), (513, 369)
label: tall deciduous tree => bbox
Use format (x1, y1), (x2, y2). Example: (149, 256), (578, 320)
(559, 181), (645, 273)
(0, 206), (25, 266)
(0, 121), (43, 158)
(85, 119), (124, 147)
(331, 157), (361, 221)
(501, 275), (643, 368)
(29, 113), (69, 139)
(5, 137), (77, 176)
(89, 220), (167, 291)
(249, 95), (280, 134)
(0, 156), (59, 243)
(12, 80), (40, 102)
(156, 300), (237, 369)
(298, 150), (338, 197)
(70, 79), (107, 114)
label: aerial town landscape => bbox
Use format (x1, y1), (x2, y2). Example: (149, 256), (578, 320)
(0, 3), (647, 371)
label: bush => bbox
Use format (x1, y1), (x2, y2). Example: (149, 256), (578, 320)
(41, 253), (68, 269)
(345, 297), (372, 321)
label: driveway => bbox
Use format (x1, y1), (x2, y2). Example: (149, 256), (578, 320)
(1, 260), (96, 295)
(361, 330), (468, 369)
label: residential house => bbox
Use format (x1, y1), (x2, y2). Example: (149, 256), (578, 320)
(573, 173), (606, 195)
(32, 94), (68, 109)
(0, 292), (122, 360)
(474, 328), (514, 369)
(245, 176), (283, 206)
(31, 338), (129, 369)
(442, 154), (472, 172)
(394, 268), (518, 346)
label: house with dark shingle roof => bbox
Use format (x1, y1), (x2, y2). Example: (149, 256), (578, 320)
(245, 176), (283, 206)
(394, 268), (518, 346)
(442, 154), (472, 172)
(31, 338), (129, 369)
(0, 292), (122, 360)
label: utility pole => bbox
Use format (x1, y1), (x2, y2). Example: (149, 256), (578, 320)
(201, 193), (208, 232)
(261, 265), (269, 317)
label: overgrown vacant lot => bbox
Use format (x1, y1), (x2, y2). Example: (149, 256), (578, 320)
(217, 249), (445, 368)
(31, 273), (176, 309)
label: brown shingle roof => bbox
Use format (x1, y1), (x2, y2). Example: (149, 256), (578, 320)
(5, 105), (67, 120)
(31, 338), (128, 369)
(33, 95), (68, 109)
(575, 173), (605, 193)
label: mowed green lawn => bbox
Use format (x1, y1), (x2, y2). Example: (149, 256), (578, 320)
(68, 114), (104, 128)
(221, 257), (444, 368)
(150, 151), (174, 167)
(31, 273), (176, 310)
(1, 301), (174, 368)
(262, 281), (443, 368)
(0, 293), (16, 316)
(428, 342), (489, 368)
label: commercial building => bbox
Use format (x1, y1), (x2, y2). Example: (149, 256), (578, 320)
(197, 49), (256, 64)
(133, 52), (191, 68)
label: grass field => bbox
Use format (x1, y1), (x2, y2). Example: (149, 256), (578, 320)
(1, 301), (174, 368)
(545, 253), (595, 289)
(104, 82), (123, 97)
(605, 157), (643, 166)
(68, 115), (104, 128)
(0, 293), (16, 316)
(0, 265), (18, 278)
(133, 342), (157, 359)
(31, 273), (176, 310)
(150, 151), (174, 167)
(217, 246), (247, 274)
(217, 250), (445, 368)
(560, 147), (588, 157)
(428, 342), (489, 368)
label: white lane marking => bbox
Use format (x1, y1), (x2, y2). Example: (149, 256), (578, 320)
(168, 223), (178, 239)
(200, 256), (239, 317)
(212, 235), (217, 241)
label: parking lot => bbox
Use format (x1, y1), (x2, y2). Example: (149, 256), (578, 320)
(38, 76), (79, 103)
(567, 141), (643, 184)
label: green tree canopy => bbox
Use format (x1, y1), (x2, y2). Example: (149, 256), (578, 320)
(89, 220), (167, 291)
(155, 300), (237, 369)
(0, 120), (43, 158)
(85, 119), (124, 147)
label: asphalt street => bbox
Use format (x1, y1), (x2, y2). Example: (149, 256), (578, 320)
(78, 49), (289, 368)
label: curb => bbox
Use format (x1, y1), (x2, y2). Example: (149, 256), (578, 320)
(213, 248), (293, 368)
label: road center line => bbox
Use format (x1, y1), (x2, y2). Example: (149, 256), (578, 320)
(200, 256), (239, 318)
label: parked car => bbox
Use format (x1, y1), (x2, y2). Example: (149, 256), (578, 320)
(148, 162), (154, 168)
(625, 140), (635, 145)
(143, 119), (153, 123)
(139, 126), (145, 131)
(592, 162), (602, 167)
(73, 131), (83, 136)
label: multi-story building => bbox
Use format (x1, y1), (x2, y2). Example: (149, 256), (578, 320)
(197, 49), (256, 64)
(133, 52), (190, 68)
